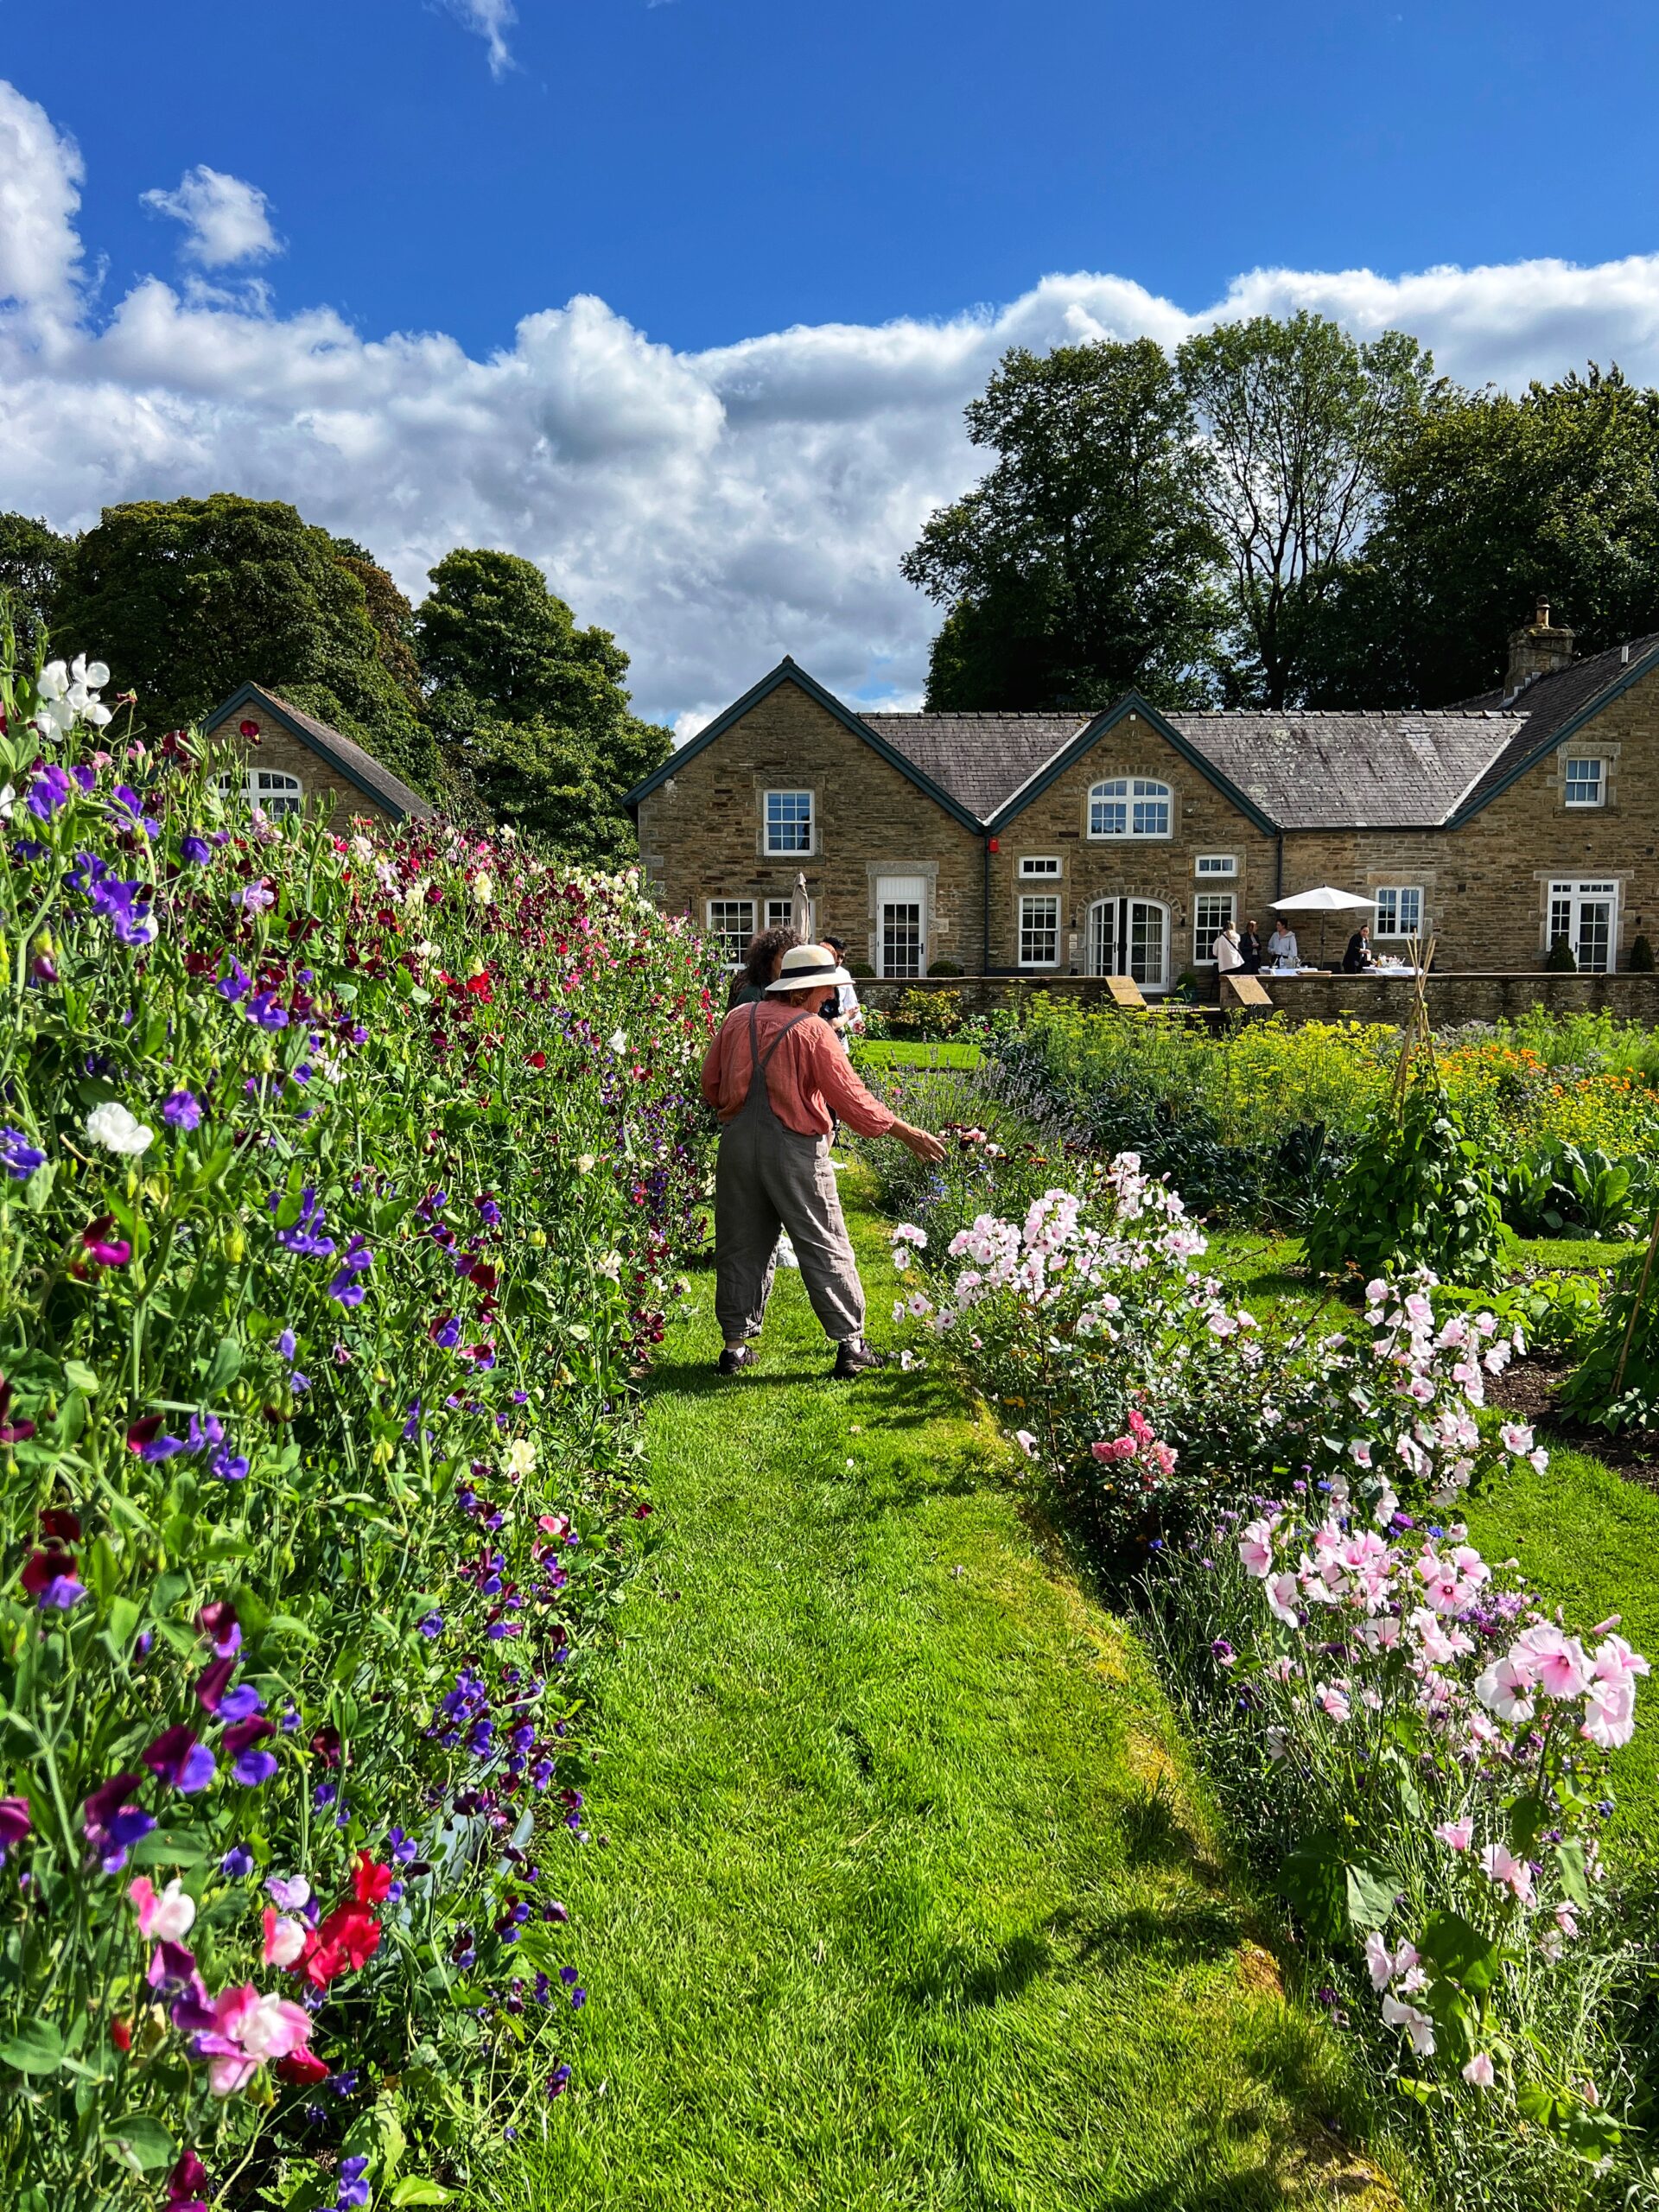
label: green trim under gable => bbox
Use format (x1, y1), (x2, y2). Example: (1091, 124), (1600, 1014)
(204, 682), (422, 822)
(1446, 641), (1659, 828)
(985, 692), (1281, 839)
(622, 658), (988, 836)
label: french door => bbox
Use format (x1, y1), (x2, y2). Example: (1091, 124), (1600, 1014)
(1087, 897), (1169, 990)
(1547, 880), (1618, 973)
(875, 875), (926, 978)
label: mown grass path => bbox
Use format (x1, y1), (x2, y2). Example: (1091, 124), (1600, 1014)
(506, 1172), (1396, 2211)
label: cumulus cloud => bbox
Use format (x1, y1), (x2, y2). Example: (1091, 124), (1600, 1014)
(5, 79), (1659, 728)
(140, 165), (281, 269)
(442, 0), (517, 77)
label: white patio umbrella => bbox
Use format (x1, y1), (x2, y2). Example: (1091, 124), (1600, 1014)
(789, 870), (812, 940)
(1267, 885), (1376, 967)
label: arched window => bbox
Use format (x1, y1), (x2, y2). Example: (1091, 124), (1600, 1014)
(214, 767), (304, 820)
(1087, 897), (1169, 991)
(1088, 777), (1171, 839)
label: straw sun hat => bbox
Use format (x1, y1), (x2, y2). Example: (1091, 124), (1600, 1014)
(765, 943), (854, 994)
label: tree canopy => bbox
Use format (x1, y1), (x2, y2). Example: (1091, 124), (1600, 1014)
(49, 495), (443, 798)
(414, 547), (671, 864)
(900, 340), (1222, 711)
(0, 512), (72, 664)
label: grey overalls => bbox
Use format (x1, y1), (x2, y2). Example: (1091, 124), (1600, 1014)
(714, 1005), (865, 1348)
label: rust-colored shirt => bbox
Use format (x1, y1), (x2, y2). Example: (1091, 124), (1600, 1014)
(700, 1000), (897, 1141)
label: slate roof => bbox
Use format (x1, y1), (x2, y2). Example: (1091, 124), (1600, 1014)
(207, 683), (435, 822)
(1450, 633), (1659, 821)
(1164, 709), (1526, 830)
(861, 712), (1087, 821)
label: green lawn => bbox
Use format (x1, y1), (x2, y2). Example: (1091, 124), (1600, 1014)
(497, 1173), (1403, 2212)
(855, 1038), (983, 1071)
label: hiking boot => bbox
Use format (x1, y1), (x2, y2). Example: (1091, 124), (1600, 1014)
(716, 1346), (756, 1376)
(831, 1340), (890, 1380)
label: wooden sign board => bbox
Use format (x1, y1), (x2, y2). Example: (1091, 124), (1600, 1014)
(1221, 974), (1274, 1011)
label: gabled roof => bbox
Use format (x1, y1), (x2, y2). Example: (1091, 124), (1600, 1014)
(206, 683), (434, 822)
(1447, 633), (1659, 823)
(987, 695), (1282, 836)
(1166, 709), (1524, 830)
(861, 711), (1088, 821)
(623, 658), (987, 832)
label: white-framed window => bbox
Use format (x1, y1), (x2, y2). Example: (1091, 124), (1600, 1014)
(1086, 897), (1170, 991)
(1018, 855), (1063, 879)
(1195, 853), (1237, 879)
(1088, 777), (1172, 839)
(1018, 893), (1061, 969)
(214, 767), (304, 819)
(1547, 880), (1618, 974)
(706, 899), (756, 970)
(1193, 891), (1236, 964)
(1562, 757), (1606, 809)
(1373, 886), (1424, 938)
(764, 896), (815, 936)
(763, 789), (814, 855)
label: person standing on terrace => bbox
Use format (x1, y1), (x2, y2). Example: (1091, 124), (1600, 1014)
(701, 942), (945, 1379)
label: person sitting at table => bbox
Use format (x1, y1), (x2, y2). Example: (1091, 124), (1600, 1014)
(1238, 918), (1262, 973)
(1266, 919), (1299, 969)
(1342, 923), (1376, 973)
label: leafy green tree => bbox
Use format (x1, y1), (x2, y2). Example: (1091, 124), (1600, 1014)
(332, 542), (426, 717)
(50, 495), (442, 796)
(1175, 313), (1433, 707)
(900, 340), (1224, 710)
(1302, 366), (1659, 705)
(415, 548), (670, 859)
(0, 512), (73, 662)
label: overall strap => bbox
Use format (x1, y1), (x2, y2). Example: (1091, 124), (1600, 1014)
(755, 1009), (813, 1072)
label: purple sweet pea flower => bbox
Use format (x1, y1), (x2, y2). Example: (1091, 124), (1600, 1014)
(162, 1090), (202, 1131)
(142, 1725), (215, 1796)
(0, 1128), (46, 1180)
(220, 1842), (255, 1878)
(210, 1446), (250, 1483)
(327, 1237), (372, 1308)
(187, 1412), (225, 1452)
(246, 990), (288, 1032)
(219, 1684), (265, 1724)
(179, 833), (212, 866)
(217, 957), (251, 1003)
(81, 1774), (156, 1872)
(25, 764), (73, 821)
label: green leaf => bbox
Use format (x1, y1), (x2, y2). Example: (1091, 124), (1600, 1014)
(203, 1334), (243, 1395)
(130, 1829), (208, 1867)
(1419, 1909), (1503, 1996)
(391, 2184), (453, 2206)
(1, 2019), (67, 2075)
(1554, 1840), (1591, 1910)
(1343, 1857), (1400, 1934)
(105, 2113), (177, 2173)
(63, 1358), (99, 1395)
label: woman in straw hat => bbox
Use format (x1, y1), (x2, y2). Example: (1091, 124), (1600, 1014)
(699, 942), (944, 1378)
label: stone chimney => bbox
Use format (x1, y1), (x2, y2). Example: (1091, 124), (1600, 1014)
(1503, 596), (1575, 700)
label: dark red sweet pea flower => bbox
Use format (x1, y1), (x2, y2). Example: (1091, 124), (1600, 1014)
(0, 1376), (35, 1444)
(142, 1725), (214, 1795)
(40, 1507), (80, 1542)
(275, 2048), (329, 2087)
(194, 1656), (237, 1713)
(164, 2150), (210, 2212)
(238, 720), (261, 741)
(309, 1725), (342, 1768)
(196, 1600), (240, 1658)
(222, 1716), (275, 1757)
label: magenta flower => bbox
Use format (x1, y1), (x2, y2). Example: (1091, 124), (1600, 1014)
(196, 1600), (241, 1657)
(80, 1215), (132, 1267)
(0, 1796), (30, 1864)
(143, 1725), (216, 1796)
(164, 2150), (211, 2212)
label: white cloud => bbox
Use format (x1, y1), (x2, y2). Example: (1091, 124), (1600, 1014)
(140, 165), (281, 269)
(442, 0), (516, 77)
(5, 80), (1659, 728)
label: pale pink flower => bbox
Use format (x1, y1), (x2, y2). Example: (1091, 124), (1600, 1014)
(1516, 1622), (1592, 1700)
(1581, 1674), (1637, 1749)
(1499, 1422), (1535, 1455)
(1381, 1993), (1435, 2054)
(1014, 1430), (1038, 1459)
(194, 1984), (314, 2096)
(1315, 1681), (1351, 1723)
(1266, 1572), (1301, 1627)
(1479, 1841), (1535, 1904)
(262, 1909), (307, 1968)
(1554, 1904), (1580, 1938)
(1591, 1632), (1649, 1683)
(129, 1874), (196, 1943)
(237, 880), (276, 913)
(1349, 1439), (1373, 1468)
(1474, 1652), (1536, 1724)
(1433, 1816), (1474, 1852)
(1462, 2052), (1496, 2088)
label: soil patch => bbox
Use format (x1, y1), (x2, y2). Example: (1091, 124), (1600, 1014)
(1489, 1354), (1659, 1489)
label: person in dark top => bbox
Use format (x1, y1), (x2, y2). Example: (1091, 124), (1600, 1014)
(728, 925), (801, 1010)
(1342, 924), (1376, 974)
(1238, 918), (1262, 974)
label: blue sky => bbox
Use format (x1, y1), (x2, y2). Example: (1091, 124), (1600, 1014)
(1, 1), (1658, 725)
(13, 0), (1659, 353)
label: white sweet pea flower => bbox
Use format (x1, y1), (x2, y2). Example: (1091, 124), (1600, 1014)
(577, 1154), (597, 1175)
(505, 1439), (537, 1478)
(608, 1029), (628, 1055)
(596, 1251), (623, 1281)
(472, 874), (494, 907)
(86, 1101), (154, 1155)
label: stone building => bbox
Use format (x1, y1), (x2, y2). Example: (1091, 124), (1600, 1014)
(203, 683), (433, 826)
(626, 605), (1659, 986)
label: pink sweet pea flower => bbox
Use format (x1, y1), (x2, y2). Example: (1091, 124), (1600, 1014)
(1433, 1816), (1474, 1852)
(262, 1909), (307, 1969)
(130, 1874), (196, 1943)
(192, 1984), (315, 2096)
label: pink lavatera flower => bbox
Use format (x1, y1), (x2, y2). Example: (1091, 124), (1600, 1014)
(1479, 1841), (1535, 1904)
(1433, 1816), (1475, 1852)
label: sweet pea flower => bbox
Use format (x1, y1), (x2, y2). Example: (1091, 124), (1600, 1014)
(1433, 1816), (1474, 1852)
(164, 2150), (210, 2212)
(0, 1796), (31, 1864)
(505, 1439), (537, 1478)
(0, 1128), (46, 1180)
(130, 1875), (197, 1942)
(265, 1873), (312, 1911)
(143, 1725), (215, 1796)
(82, 1773), (156, 1872)
(193, 1984), (315, 2095)
(85, 1100), (153, 1155)
(237, 880), (276, 913)
(162, 1090), (203, 1131)
(262, 1909), (308, 1968)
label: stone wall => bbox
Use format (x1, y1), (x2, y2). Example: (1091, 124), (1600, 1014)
(989, 709), (1277, 979)
(202, 706), (400, 826)
(637, 677), (985, 975)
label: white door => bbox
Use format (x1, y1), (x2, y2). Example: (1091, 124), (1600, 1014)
(1086, 897), (1169, 990)
(1548, 880), (1618, 973)
(875, 875), (926, 979)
